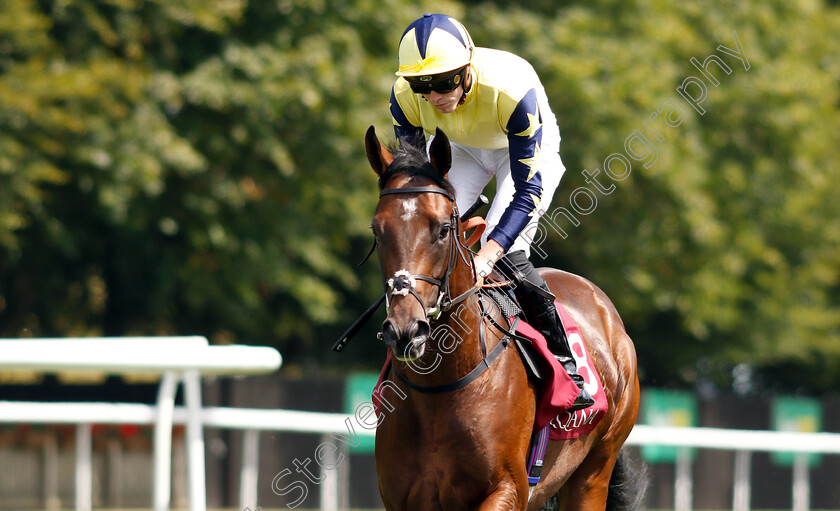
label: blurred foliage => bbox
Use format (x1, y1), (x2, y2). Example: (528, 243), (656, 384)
(1, 0), (838, 393)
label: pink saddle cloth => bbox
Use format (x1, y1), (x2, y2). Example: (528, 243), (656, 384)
(522, 301), (608, 440)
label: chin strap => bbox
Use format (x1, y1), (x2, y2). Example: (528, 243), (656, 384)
(457, 81), (472, 106)
(458, 67), (473, 105)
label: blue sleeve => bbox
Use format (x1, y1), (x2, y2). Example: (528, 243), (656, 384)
(390, 87), (425, 147)
(488, 88), (544, 251)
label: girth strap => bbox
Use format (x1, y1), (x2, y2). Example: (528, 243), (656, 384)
(527, 425), (551, 486)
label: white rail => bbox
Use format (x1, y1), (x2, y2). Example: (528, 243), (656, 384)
(625, 425), (835, 511)
(627, 424), (840, 453)
(0, 337), (282, 511)
(1, 401), (838, 511)
(0, 337), (833, 511)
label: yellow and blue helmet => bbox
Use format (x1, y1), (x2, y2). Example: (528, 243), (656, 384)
(396, 14), (475, 77)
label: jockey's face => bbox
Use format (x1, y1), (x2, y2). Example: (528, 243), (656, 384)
(423, 87), (463, 114)
(421, 70), (470, 114)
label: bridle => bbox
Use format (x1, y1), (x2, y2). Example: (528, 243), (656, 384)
(331, 182), (482, 355)
(375, 184), (517, 394)
(377, 186), (477, 322)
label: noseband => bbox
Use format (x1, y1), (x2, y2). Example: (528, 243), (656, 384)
(378, 186), (475, 321)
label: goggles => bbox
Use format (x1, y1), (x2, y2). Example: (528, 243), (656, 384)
(406, 66), (468, 95)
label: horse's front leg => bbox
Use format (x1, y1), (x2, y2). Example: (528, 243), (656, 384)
(477, 480), (528, 511)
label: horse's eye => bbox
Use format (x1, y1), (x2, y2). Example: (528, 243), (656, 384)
(438, 224), (451, 240)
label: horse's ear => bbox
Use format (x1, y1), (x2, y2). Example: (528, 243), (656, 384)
(428, 127), (451, 177)
(365, 126), (394, 176)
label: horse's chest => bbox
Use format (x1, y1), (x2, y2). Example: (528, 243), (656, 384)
(377, 361), (533, 510)
(378, 422), (503, 509)
(386, 450), (494, 511)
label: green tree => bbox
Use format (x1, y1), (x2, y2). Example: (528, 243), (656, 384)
(2, 0), (839, 392)
(0, 0), (403, 363)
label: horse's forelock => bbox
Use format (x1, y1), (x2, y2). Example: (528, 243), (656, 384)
(378, 142), (455, 196)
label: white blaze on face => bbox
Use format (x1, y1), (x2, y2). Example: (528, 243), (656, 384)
(401, 198), (419, 221)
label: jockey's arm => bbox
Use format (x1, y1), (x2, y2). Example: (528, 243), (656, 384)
(485, 87), (545, 252)
(388, 81), (545, 283)
(475, 90), (544, 284)
(390, 86), (425, 146)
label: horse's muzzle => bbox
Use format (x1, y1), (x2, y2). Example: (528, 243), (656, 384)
(381, 317), (431, 360)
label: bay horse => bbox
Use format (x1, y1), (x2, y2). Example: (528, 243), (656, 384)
(366, 125), (643, 511)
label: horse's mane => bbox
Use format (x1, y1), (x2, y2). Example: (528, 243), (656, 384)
(378, 137), (456, 196)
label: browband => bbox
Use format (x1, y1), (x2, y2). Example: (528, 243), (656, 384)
(380, 186), (454, 202)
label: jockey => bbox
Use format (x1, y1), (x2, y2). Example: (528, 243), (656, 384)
(389, 13), (593, 411)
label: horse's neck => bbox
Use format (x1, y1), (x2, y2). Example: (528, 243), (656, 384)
(422, 259), (490, 382)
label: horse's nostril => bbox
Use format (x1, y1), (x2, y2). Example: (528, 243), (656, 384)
(413, 320), (430, 342)
(381, 320), (399, 348)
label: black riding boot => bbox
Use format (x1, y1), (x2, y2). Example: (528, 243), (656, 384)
(518, 283), (595, 411)
(496, 252), (595, 412)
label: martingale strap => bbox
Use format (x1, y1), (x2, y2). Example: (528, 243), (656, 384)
(391, 314), (511, 394)
(389, 294), (512, 394)
(357, 238), (377, 267)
